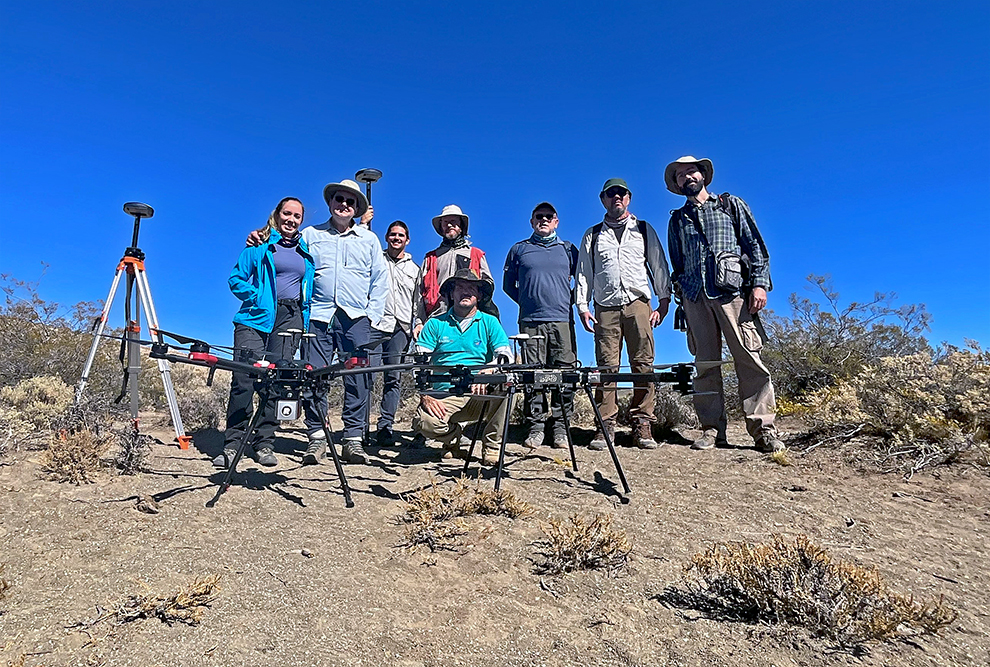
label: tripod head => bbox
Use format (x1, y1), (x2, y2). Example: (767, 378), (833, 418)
(123, 201), (154, 258)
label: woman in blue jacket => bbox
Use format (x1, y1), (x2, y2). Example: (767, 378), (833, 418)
(214, 197), (315, 468)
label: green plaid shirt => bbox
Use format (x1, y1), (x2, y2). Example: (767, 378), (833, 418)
(667, 194), (771, 301)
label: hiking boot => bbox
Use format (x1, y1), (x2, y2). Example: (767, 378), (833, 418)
(523, 424), (545, 449)
(692, 430), (718, 450)
(589, 420), (615, 451)
(634, 420), (659, 449)
(342, 438), (370, 464)
(302, 435), (327, 466)
(755, 431), (785, 453)
(211, 448), (236, 469)
(551, 423), (569, 449)
(692, 430), (729, 450)
(255, 447), (278, 467)
(482, 445), (500, 465)
(375, 427), (395, 447)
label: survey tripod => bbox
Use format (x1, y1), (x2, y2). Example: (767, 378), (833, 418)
(76, 203), (190, 448)
(415, 362), (700, 496)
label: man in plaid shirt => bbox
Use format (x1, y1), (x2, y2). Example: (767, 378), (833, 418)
(665, 156), (784, 453)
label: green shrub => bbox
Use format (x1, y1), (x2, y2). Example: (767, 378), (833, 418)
(761, 275), (931, 400)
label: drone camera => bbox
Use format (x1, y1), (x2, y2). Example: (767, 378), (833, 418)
(276, 399), (300, 421)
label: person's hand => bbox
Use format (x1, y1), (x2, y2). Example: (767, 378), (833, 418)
(651, 298), (670, 327)
(420, 394), (446, 419)
(246, 229), (264, 247)
(748, 287), (767, 314)
(361, 205), (374, 225)
(471, 367), (496, 395)
(579, 310), (597, 334)
(412, 323), (424, 339)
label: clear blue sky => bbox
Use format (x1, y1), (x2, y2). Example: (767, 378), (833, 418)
(2, 1), (988, 364)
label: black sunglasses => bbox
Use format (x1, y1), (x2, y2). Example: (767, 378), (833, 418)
(604, 187), (628, 198)
(533, 212), (556, 221)
(333, 195), (357, 207)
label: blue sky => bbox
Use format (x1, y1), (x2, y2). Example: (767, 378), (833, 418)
(2, 0), (988, 364)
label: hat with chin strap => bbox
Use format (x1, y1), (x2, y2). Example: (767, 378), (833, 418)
(431, 204), (470, 236)
(439, 268), (494, 305)
(664, 156), (714, 195)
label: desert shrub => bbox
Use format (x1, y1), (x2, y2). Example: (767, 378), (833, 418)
(533, 513), (632, 576)
(74, 574), (222, 627)
(802, 344), (990, 477)
(400, 477), (531, 551)
(0, 273), (120, 397)
(761, 275), (931, 400)
(0, 376), (74, 452)
(41, 428), (109, 484)
(659, 534), (956, 648)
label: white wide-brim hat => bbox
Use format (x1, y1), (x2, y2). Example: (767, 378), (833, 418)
(323, 179), (369, 218)
(664, 156), (714, 195)
(431, 204), (470, 236)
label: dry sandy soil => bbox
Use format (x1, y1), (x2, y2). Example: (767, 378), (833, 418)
(1, 416), (987, 667)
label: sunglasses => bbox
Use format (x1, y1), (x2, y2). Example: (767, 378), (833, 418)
(333, 195), (357, 207)
(604, 187), (628, 198)
(533, 212), (556, 221)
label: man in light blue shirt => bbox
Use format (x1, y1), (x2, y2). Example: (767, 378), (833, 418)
(301, 179), (389, 464)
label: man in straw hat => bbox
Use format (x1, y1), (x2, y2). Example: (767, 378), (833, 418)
(413, 269), (512, 464)
(249, 178), (389, 465)
(664, 156), (783, 453)
(412, 204), (498, 338)
(575, 178), (671, 450)
(503, 202), (579, 450)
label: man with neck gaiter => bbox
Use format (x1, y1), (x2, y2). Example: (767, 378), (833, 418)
(503, 202), (579, 449)
(575, 178), (671, 450)
(412, 204), (499, 339)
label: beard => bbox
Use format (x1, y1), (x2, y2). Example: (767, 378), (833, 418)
(681, 180), (703, 197)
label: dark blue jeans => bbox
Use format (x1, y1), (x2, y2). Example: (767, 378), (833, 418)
(304, 311), (372, 440)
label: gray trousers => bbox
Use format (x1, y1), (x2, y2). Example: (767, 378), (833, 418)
(519, 320), (577, 428)
(683, 293), (776, 439)
(224, 302), (303, 450)
(374, 326), (411, 432)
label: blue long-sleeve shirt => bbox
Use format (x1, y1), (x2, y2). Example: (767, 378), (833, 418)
(301, 221), (389, 324)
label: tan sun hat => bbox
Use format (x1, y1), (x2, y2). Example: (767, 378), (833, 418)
(431, 204), (469, 236)
(664, 156), (714, 195)
(323, 179), (369, 217)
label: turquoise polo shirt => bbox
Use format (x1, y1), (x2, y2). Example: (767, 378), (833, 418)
(417, 309), (511, 390)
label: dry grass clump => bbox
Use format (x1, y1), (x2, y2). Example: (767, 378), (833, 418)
(533, 513), (632, 576)
(112, 574), (221, 626)
(769, 449), (793, 466)
(802, 344), (989, 477)
(660, 534), (956, 648)
(41, 428), (109, 484)
(400, 477), (531, 551)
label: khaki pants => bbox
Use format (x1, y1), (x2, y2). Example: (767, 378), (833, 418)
(594, 297), (655, 423)
(683, 293), (776, 439)
(413, 394), (508, 450)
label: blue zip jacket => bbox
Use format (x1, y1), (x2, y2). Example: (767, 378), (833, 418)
(229, 230), (315, 333)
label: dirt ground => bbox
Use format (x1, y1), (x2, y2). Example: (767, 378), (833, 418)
(1, 415), (987, 667)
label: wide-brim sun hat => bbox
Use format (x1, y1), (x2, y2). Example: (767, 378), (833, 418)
(431, 204), (470, 236)
(440, 268), (494, 304)
(323, 179), (369, 218)
(664, 156), (714, 195)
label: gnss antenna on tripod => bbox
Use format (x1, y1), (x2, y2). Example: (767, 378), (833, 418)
(76, 202), (192, 449)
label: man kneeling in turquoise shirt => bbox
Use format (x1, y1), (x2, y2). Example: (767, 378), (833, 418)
(413, 269), (512, 464)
